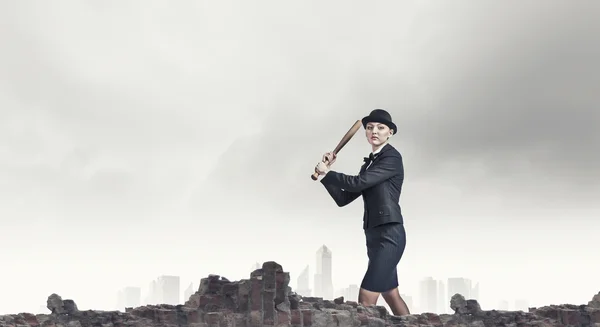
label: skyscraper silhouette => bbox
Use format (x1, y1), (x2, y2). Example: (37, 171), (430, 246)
(116, 287), (141, 311)
(314, 245), (333, 299)
(437, 280), (446, 314)
(144, 275), (181, 305)
(515, 299), (530, 311)
(296, 265), (311, 297)
(471, 282), (480, 300)
(345, 284), (359, 302)
(144, 280), (158, 305)
(157, 275), (180, 305)
(183, 283), (195, 303)
(419, 277), (438, 313)
(447, 277), (478, 302)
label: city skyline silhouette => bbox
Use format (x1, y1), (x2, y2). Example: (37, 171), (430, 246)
(111, 245), (530, 315)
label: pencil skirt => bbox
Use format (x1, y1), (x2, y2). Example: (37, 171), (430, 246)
(360, 222), (407, 293)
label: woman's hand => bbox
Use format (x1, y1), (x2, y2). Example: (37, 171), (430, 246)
(322, 152), (336, 166)
(315, 161), (330, 175)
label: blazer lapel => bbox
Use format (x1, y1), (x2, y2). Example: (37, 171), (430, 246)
(359, 161), (369, 174)
(371, 147), (389, 165)
(362, 143), (392, 171)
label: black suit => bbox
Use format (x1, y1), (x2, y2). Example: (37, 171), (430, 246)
(320, 143), (406, 293)
(320, 143), (404, 229)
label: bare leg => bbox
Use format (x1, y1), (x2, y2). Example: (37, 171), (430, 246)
(358, 288), (380, 306)
(382, 288), (410, 316)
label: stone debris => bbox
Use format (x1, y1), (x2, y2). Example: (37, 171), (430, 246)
(1, 261), (598, 327)
(590, 291), (600, 309)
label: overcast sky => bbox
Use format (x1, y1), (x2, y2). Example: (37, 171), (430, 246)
(1, 0), (599, 315)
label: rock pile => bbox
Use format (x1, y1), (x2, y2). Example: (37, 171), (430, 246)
(1, 262), (599, 327)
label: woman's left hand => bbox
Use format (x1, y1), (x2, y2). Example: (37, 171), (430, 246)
(315, 161), (330, 175)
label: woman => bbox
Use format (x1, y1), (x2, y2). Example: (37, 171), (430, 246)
(314, 109), (410, 316)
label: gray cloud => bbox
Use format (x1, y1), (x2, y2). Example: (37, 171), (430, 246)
(413, 3), (600, 164)
(3, 1), (598, 220)
(402, 2), (600, 209)
(192, 1), (600, 217)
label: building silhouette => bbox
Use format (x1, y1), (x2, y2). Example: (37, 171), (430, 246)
(498, 300), (509, 310)
(159, 275), (180, 304)
(183, 282), (195, 303)
(437, 280), (447, 314)
(514, 299), (530, 311)
(314, 245), (333, 299)
(251, 262), (260, 271)
(447, 277), (479, 303)
(144, 280), (158, 305)
(117, 287), (141, 311)
(417, 276), (481, 314)
(472, 282), (480, 300)
(144, 275), (181, 305)
(296, 265), (311, 297)
(336, 284), (359, 302)
(447, 277), (471, 300)
(419, 277), (438, 313)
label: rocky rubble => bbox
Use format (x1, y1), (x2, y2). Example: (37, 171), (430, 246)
(1, 262), (599, 327)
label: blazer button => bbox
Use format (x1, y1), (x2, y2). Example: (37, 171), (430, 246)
(379, 211), (384, 214)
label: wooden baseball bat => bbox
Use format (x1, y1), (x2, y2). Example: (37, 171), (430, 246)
(311, 119), (362, 181)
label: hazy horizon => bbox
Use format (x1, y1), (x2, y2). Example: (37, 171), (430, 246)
(1, 0), (599, 315)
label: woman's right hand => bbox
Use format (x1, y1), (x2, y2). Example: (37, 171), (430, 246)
(322, 152), (336, 166)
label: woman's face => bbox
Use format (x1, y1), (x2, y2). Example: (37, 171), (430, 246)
(365, 122), (393, 146)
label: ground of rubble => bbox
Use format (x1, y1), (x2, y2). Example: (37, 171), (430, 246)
(1, 261), (599, 327)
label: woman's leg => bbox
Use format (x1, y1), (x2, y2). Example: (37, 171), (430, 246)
(358, 288), (380, 306)
(361, 223), (408, 314)
(382, 287), (410, 316)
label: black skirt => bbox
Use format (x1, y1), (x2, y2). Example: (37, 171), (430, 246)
(360, 222), (407, 293)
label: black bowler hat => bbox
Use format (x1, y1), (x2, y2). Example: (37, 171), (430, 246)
(361, 109), (397, 132)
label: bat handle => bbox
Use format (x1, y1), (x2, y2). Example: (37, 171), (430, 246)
(310, 172), (320, 181)
(310, 158), (330, 181)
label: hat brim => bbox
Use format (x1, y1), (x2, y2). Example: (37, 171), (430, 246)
(361, 116), (397, 132)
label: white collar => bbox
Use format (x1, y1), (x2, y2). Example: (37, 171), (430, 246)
(371, 142), (388, 155)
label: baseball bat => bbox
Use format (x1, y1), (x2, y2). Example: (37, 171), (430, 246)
(311, 119), (362, 181)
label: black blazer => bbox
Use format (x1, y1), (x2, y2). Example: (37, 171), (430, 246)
(320, 143), (404, 230)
